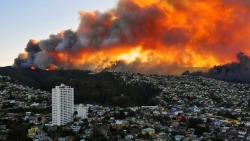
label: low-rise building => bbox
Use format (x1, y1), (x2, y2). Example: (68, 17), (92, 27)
(28, 126), (39, 138)
(142, 128), (155, 135)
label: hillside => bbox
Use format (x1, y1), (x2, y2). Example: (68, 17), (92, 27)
(0, 67), (249, 109)
(0, 67), (161, 107)
(0, 74), (50, 110)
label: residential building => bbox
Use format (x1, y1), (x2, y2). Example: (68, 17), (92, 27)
(189, 105), (200, 113)
(71, 125), (81, 133)
(28, 126), (39, 138)
(115, 120), (126, 129)
(74, 104), (88, 119)
(52, 84), (74, 126)
(142, 128), (155, 135)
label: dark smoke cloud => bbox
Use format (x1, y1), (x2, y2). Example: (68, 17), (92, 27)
(25, 40), (40, 53)
(78, 2), (164, 48)
(14, 40), (40, 68)
(12, 0), (250, 77)
(161, 28), (191, 46)
(13, 0), (166, 69)
(55, 30), (80, 52)
(34, 51), (53, 69)
(185, 53), (250, 83)
(39, 34), (62, 52)
(224, 0), (250, 8)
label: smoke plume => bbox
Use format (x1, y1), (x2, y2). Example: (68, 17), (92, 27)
(13, 0), (250, 75)
(207, 53), (250, 83)
(184, 53), (250, 83)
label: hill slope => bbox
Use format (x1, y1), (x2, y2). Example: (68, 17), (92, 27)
(0, 67), (160, 107)
(0, 67), (249, 109)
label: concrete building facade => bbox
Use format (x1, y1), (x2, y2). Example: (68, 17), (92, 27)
(52, 84), (74, 126)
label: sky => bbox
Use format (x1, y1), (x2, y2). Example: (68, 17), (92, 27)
(0, 0), (117, 66)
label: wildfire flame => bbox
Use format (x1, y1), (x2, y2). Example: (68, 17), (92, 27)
(31, 66), (36, 70)
(14, 0), (250, 75)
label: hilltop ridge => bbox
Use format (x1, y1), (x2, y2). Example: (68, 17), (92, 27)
(0, 67), (249, 109)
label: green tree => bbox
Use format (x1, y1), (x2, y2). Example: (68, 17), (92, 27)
(90, 123), (107, 141)
(143, 133), (151, 140)
(73, 135), (80, 141)
(194, 125), (210, 136)
(73, 111), (78, 120)
(7, 123), (31, 141)
(248, 99), (250, 110)
(37, 117), (42, 122)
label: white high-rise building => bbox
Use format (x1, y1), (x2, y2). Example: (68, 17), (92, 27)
(52, 84), (74, 126)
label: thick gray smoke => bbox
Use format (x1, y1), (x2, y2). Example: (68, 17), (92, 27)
(12, 0), (250, 77)
(185, 53), (250, 83)
(208, 53), (250, 83)
(13, 0), (165, 70)
(14, 40), (40, 68)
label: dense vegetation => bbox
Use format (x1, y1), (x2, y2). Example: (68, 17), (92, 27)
(0, 67), (160, 107)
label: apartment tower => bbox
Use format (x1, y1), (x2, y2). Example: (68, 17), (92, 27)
(52, 84), (74, 126)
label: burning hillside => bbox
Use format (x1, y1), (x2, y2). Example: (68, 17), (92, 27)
(14, 0), (250, 75)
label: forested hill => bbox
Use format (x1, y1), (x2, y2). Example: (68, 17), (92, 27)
(0, 67), (161, 107)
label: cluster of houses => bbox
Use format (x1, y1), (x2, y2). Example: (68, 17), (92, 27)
(112, 72), (250, 111)
(46, 104), (250, 141)
(0, 75), (51, 140)
(0, 75), (51, 110)
(1, 73), (250, 140)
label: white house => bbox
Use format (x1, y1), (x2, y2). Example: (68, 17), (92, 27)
(189, 106), (200, 113)
(74, 104), (88, 119)
(71, 125), (81, 133)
